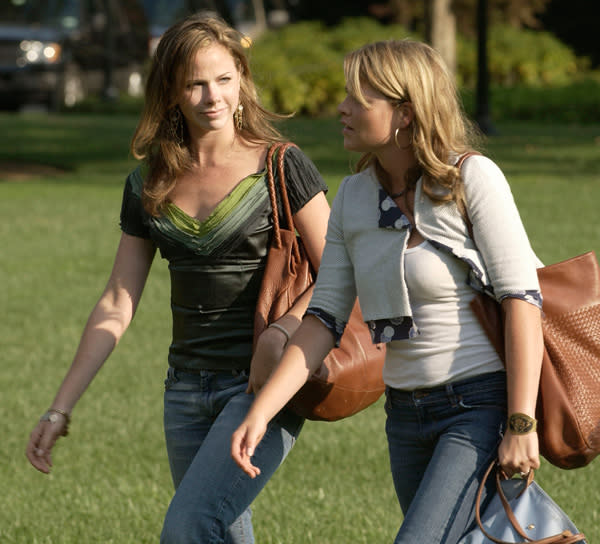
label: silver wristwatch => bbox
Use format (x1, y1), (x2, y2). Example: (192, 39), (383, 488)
(40, 411), (62, 424)
(39, 408), (70, 436)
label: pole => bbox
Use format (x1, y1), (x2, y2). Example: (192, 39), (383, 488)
(102, 0), (118, 101)
(475, 0), (496, 134)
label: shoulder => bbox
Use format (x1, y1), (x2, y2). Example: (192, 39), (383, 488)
(331, 168), (378, 213)
(124, 165), (147, 198)
(278, 142), (327, 192)
(459, 154), (511, 196)
(273, 143), (328, 213)
(282, 144), (320, 173)
(459, 154), (505, 181)
(338, 168), (376, 196)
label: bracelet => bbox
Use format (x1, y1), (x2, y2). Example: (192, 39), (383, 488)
(507, 412), (537, 435)
(40, 408), (71, 436)
(268, 322), (291, 344)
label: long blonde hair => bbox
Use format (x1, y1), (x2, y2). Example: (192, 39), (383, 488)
(345, 39), (482, 205)
(131, 13), (285, 216)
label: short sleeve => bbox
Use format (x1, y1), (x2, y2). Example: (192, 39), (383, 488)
(119, 167), (152, 239)
(279, 145), (328, 216)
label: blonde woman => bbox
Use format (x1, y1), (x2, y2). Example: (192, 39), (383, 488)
(232, 40), (543, 543)
(26, 14), (330, 544)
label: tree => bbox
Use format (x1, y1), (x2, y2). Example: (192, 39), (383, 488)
(424, 0), (457, 74)
(251, 0), (267, 31)
(374, 0), (551, 36)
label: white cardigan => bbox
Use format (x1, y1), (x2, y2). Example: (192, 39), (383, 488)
(308, 154), (542, 342)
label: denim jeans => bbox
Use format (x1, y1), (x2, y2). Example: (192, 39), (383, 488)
(160, 367), (304, 544)
(385, 371), (507, 544)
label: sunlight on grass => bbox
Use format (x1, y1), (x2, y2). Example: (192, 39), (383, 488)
(1, 113), (599, 543)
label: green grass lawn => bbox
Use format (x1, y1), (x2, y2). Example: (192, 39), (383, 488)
(1, 112), (599, 543)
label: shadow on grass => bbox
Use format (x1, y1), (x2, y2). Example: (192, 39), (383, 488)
(0, 112), (139, 182)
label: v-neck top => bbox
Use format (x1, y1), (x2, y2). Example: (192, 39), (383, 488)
(164, 171), (265, 238)
(119, 146), (327, 372)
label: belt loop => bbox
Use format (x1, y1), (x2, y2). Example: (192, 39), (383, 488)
(445, 383), (459, 407)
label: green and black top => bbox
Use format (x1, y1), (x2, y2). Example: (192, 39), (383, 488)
(119, 145), (327, 373)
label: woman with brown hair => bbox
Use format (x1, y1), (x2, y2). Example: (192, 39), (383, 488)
(26, 13), (329, 544)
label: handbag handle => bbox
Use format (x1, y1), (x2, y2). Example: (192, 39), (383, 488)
(455, 151), (480, 239)
(473, 460), (584, 544)
(265, 142), (299, 257)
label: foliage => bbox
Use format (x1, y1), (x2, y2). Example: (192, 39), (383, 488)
(458, 24), (584, 88)
(454, 0), (551, 34)
(489, 77), (600, 122)
(48, 17), (596, 124)
(1, 113), (600, 543)
(249, 21), (342, 115)
(249, 18), (590, 117)
(458, 75), (600, 123)
(249, 17), (412, 116)
(314, 0), (552, 35)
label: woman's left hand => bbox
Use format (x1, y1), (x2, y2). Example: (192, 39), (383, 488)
(497, 431), (540, 478)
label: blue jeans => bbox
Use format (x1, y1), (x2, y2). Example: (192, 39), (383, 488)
(160, 367), (304, 544)
(385, 371), (507, 544)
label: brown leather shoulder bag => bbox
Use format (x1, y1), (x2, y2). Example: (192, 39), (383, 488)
(458, 154), (600, 469)
(253, 142), (386, 421)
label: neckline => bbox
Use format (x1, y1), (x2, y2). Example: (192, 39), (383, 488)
(389, 189), (406, 199)
(165, 170), (265, 234)
(404, 240), (429, 253)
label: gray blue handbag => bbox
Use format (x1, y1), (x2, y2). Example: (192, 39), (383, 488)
(459, 461), (586, 544)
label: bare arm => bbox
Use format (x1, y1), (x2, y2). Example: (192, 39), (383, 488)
(497, 297), (543, 476)
(247, 191), (330, 393)
(233, 314), (335, 476)
(26, 233), (156, 473)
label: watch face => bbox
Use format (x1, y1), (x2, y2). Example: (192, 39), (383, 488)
(49, 413), (59, 424)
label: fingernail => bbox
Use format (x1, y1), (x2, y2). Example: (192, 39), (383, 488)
(36, 448), (45, 456)
(246, 447), (254, 457)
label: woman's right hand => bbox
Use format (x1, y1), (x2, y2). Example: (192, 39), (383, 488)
(231, 411), (268, 478)
(26, 412), (69, 474)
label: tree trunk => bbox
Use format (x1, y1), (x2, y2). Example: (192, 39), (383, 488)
(424, 0), (457, 75)
(252, 0), (267, 32)
(386, 0), (416, 27)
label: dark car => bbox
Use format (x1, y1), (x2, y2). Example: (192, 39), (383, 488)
(0, 0), (149, 110)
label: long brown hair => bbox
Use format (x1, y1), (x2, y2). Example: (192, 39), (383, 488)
(344, 39), (482, 206)
(130, 13), (285, 216)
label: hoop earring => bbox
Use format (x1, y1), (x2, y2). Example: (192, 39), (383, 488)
(234, 104), (244, 131)
(394, 127), (412, 150)
(394, 128), (401, 148)
(168, 107), (184, 145)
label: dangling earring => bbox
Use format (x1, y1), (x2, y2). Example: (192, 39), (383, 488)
(234, 104), (244, 131)
(168, 107), (184, 145)
(394, 126), (413, 150)
(394, 128), (402, 149)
